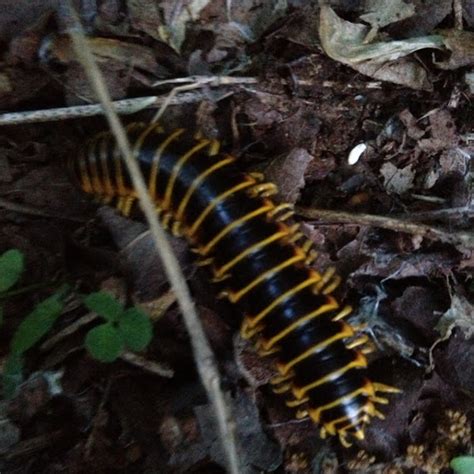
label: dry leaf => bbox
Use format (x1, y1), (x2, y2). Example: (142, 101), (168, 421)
(380, 162), (415, 194)
(319, 6), (443, 89)
(360, 0), (415, 42)
(127, 0), (163, 41)
(436, 293), (474, 339)
(263, 148), (313, 204)
(437, 29), (474, 69)
(158, 0), (212, 52)
(43, 35), (160, 75)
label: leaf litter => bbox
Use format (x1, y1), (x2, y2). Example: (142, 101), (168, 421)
(0, 0), (473, 473)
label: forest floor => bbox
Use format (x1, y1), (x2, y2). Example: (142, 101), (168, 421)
(0, 1), (473, 473)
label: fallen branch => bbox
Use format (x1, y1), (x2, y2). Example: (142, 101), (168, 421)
(296, 206), (474, 248)
(0, 93), (212, 126)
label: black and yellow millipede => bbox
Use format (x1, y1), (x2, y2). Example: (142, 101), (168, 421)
(69, 121), (399, 447)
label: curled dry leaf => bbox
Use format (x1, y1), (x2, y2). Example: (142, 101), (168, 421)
(0, 0), (57, 42)
(158, 0), (212, 52)
(98, 207), (193, 302)
(41, 35), (161, 76)
(418, 109), (458, 153)
(263, 148), (313, 204)
(360, 0), (415, 43)
(127, 0), (163, 41)
(436, 29), (474, 70)
(435, 292), (474, 340)
(319, 6), (443, 90)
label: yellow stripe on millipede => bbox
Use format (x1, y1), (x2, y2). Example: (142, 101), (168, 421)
(146, 128), (184, 201)
(320, 406), (368, 436)
(78, 150), (93, 193)
(175, 155), (235, 222)
(291, 350), (367, 399)
(245, 273), (321, 329)
(188, 178), (256, 237)
(226, 248), (307, 303)
(261, 296), (340, 350)
(308, 383), (374, 423)
(198, 202), (274, 256)
(162, 139), (212, 210)
(213, 229), (291, 279)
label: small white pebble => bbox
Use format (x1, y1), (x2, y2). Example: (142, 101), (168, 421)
(348, 143), (367, 165)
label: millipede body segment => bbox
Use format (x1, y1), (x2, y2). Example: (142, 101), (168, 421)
(70, 122), (398, 446)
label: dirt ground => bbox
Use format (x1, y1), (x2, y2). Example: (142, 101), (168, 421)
(0, 1), (473, 473)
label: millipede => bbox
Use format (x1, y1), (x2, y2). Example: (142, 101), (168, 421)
(69, 121), (399, 447)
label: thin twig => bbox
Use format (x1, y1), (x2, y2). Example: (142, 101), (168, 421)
(398, 206), (474, 221)
(120, 352), (174, 378)
(152, 75), (258, 87)
(0, 76), (387, 127)
(65, 4), (241, 473)
(296, 206), (474, 248)
(453, 0), (463, 30)
(0, 93), (210, 126)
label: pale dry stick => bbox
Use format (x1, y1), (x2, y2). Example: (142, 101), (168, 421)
(152, 75), (258, 87)
(0, 76), (386, 127)
(151, 76), (257, 122)
(296, 207), (474, 248)
(0, 93), (211, 126)
(453, 0), (463, 30)
(398, 206), (474, 222)
(120, 351), (174, 378)
(66, 5), (241, 474)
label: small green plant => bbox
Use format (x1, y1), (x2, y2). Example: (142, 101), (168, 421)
(0, 249), (68, 398)
(0, 249), (25, 324)
(451, 456), (474, 474)
(84, 291), (153, 363)
(1, 250), (153, 398)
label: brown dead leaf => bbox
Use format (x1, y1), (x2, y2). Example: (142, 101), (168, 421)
(0, 0), (58, 42)
(392, 286), (446, 341)
(380, 162), (415, 194)
(158, 0), (212, 52)
(399, 109), (425, 140)
(319, 6), (443, 90)
(388, 0), (451, 36)
(436, 292), (474, 339)
(42, 35), (160, 75)
(433, 331), (474, 393)
(263, 148), (313, 204)
(98, 207), (193, 303)
(360, 0), (415, 43)
(127, 0), (163, 41)
(437, 29), (474, 69)
(0, 67), (50, 109)
(418, 109), (458, 153)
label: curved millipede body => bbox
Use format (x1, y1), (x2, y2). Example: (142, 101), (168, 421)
(70, 122), (399, 446)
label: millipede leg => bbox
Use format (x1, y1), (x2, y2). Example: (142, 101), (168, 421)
(315, 267), (336, 292)
(268, 203), (295, 222)
(286, 397), (309, 408)
(296, 409), (309, 419)
(332, 305), (352, 321)
(270, 373), (294, 385)
(248, 172), (264, 182)
(272, 383), (292, 394)
(346, 335), (370, 350)
(248, 182), (278, 198)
